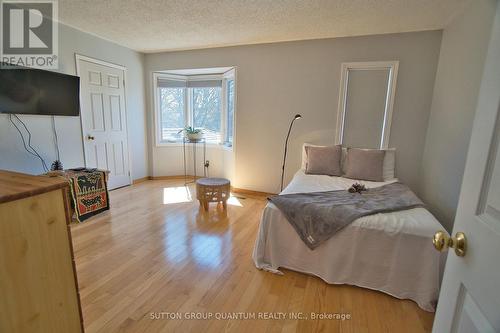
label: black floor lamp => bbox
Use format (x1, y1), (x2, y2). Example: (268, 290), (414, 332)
(280, 114), (302, 192)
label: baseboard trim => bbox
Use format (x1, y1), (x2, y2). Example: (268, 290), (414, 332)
(149, 175), (200, 181)
(133, 176), (276, 197)
(132, 176), (150, 184)
(231, 187), (276, 198)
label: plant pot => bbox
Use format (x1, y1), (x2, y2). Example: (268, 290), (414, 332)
(47, 170), (65, 177)
(187, 132), (203, 141)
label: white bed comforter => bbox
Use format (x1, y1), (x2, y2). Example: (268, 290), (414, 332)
(252, 170), (447, 312)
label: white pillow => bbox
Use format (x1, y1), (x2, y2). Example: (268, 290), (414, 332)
(302, 143), (396, 181)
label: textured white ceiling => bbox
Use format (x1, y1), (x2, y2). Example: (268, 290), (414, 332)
(58, 0), (468, 53)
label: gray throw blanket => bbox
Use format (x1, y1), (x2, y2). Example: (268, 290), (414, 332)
(268, 182), (424, 250)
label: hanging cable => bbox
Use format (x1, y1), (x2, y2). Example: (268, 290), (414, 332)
(13, 114), (49, 171)
(51, 115), (60, 161)
(9, 114), (48, 172)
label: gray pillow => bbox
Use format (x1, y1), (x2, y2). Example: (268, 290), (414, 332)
(305, 145), (342, 176)
(344, 148), (385, 182)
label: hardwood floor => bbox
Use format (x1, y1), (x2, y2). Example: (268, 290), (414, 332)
(70, 180), (434, 333)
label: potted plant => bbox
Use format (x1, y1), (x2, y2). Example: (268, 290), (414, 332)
(179, 126), (203, 141)
(47, 160), (65, 177)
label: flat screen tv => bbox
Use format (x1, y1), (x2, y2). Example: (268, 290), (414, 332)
(0, 64), (80, 116)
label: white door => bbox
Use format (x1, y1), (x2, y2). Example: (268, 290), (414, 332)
(77, 56), (131, 190)
(432, 4), (500, 333)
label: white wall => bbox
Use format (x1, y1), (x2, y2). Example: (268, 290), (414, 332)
(420, 0), (498, 231)
(0, 23), (148, 180)
(145, 31), (442, 193)
(151, 145), (230, 179)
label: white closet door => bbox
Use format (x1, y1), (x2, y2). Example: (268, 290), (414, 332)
(77, 57), (131, 189)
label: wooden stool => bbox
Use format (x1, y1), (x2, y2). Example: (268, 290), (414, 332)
(196, 178), (230, 211)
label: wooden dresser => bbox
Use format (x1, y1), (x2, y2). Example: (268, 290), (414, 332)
(0, 170), (84, 333)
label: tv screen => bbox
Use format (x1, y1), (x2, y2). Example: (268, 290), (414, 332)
(0, 65), (80, 116)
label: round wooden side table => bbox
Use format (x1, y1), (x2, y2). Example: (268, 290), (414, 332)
(196, 177), (231, 211)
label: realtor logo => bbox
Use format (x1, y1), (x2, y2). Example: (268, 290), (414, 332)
(1, 0), (58, 68)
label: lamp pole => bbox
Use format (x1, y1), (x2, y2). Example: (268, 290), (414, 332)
(280, 114), (302, 192)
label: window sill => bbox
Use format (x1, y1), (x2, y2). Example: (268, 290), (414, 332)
(221, 144), (233, 152)
(156, 141), (233, 151)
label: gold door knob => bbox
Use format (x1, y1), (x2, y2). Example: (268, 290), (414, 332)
(433, 231), (467, 257)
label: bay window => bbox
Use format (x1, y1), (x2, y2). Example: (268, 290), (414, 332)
(154, 71), (235, 146)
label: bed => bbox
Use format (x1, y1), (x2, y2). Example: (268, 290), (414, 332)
(252, 169), (447, 312)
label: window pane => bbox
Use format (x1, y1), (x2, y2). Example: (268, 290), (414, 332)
(226, 79), (235, 145)
(160, 87), (184, 142)
(343, 69), (389, 149)
(192, 87), (222, 143)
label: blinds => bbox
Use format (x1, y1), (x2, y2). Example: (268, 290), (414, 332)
(157, 78), (186, 88)
(157, 77), (222, 88)
(187, 79), (222, 88)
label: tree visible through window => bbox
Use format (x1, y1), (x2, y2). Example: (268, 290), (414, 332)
(226, 79), (235, 145)
(160, 87), (184, 142)
(192, 87), (222, 143)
